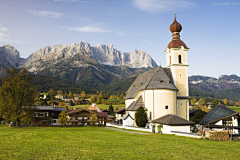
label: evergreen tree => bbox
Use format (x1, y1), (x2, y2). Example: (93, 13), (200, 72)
(135, 106), (148, 127)
(0, 67), (37, 126)
(211, 99), (220, 109)
(108, 105), (114, 115)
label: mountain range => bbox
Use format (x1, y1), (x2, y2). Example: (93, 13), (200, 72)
(0, 43), (156, 88)
(1, 43), (240, 100)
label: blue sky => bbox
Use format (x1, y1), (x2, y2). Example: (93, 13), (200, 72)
(0, 0), (239, 77)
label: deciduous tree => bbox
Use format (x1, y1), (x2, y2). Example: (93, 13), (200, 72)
(223, 98), (228, 105)
(69, 91), (73, 98)
(57, 90), (63, 96)
(47, 89), (55, 99)
(57, 111), (68, 126)
(81, 91), (86, 98)
(0, 67), (37, 126)
(198, 98), (205, 106)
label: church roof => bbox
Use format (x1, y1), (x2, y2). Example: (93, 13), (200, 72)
(152, 114), (195, 126)
(125, 66), (178, 99)
(126, 96), (147, 111)
(199, 104), (237, 125)
(167, 14), (189, 50)
(167, 39), (189, 49)
(88, 103), (102, 112)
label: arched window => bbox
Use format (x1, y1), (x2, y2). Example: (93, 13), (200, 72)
(178, 55), (182, 64)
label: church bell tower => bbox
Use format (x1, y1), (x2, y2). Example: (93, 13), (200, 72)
(164, 13), (189, 97)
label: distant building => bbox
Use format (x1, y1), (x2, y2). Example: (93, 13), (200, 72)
(88, 103), (102, 112)
(114, 108), (125, 124)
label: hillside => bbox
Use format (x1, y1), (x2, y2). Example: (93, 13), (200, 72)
(189, 75), (240, 92)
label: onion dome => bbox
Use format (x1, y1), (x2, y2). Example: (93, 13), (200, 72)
(170, 14), (182, 33)
(166, 13), (189, 50)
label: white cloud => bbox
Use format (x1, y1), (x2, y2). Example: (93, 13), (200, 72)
(133, 0), (195, 13)
(117, 31), (131, 37)
(0, 24), (28, 44)
(27, 9), (63, 18)
(63, 26), (110, 33)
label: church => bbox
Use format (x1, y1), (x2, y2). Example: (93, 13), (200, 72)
(123, 14), (193, 133)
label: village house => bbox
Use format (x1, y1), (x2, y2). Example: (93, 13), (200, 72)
(66, 108), (107, 126)
(122, 14), (194, 133)
(114, 108), (125, 124)
(200, 104), (240, 134)
(32, 106), (66, 126)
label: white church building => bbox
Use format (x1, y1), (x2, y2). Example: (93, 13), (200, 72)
(122, 14), (195, 134)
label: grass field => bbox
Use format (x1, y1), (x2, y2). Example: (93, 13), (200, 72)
(227, 106), (240, 112)
(0, 125), (240, 159)
(74, 104), (125, 110)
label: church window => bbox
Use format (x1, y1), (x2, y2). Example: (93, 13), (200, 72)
(169, 56), (171, 64)
(178, 55), (182, 64)
(165, 105), (169, 110)
(180, 103), (183, 107)
(180, 74), (182, 77)
(150, 112), (152, 120)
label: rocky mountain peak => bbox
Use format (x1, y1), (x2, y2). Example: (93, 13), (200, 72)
(25, 42), (158, 72)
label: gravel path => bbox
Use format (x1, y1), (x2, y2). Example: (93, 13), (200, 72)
(105, 127), (152, 135)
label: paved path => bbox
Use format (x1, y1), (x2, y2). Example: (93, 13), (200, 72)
(105, 127), (152, 135)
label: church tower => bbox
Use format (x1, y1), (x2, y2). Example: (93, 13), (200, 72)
(164, 13), (190, 120)
(165, 13), (189, 97)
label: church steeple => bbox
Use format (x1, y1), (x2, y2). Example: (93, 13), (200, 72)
(167, 13), (188, 49)
(164, 13), (189, 97)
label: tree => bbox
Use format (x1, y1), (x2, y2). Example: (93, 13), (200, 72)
(223, 98), (228, 105)
(198, 98), (205, 106)
(69, 91), (73, 98)
(191, 98), (196, 105)
(211, 99), (219, 109)
(99, 92), (103, 99)
(108, 105), (114, 115)
(97, 98), (101, 104)
(81, 91), (86, 98)
(101, 99), (105, 104)
(47, 89), (55, 99)
(0, 67), (37, 126)
(75, 100), (80, 105)
(57, 111), (68, 126)
(190, 110), (207, 124)
(135, 106), (148, 127)
(90, 95), (97, 104)
(57, 90), (63, 96)
(119, 94), (124, 99)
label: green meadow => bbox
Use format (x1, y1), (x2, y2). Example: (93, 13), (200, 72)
(74, 104), (125, 110)
(0, 125), (239, 160)
(227, 106), (240, 112)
